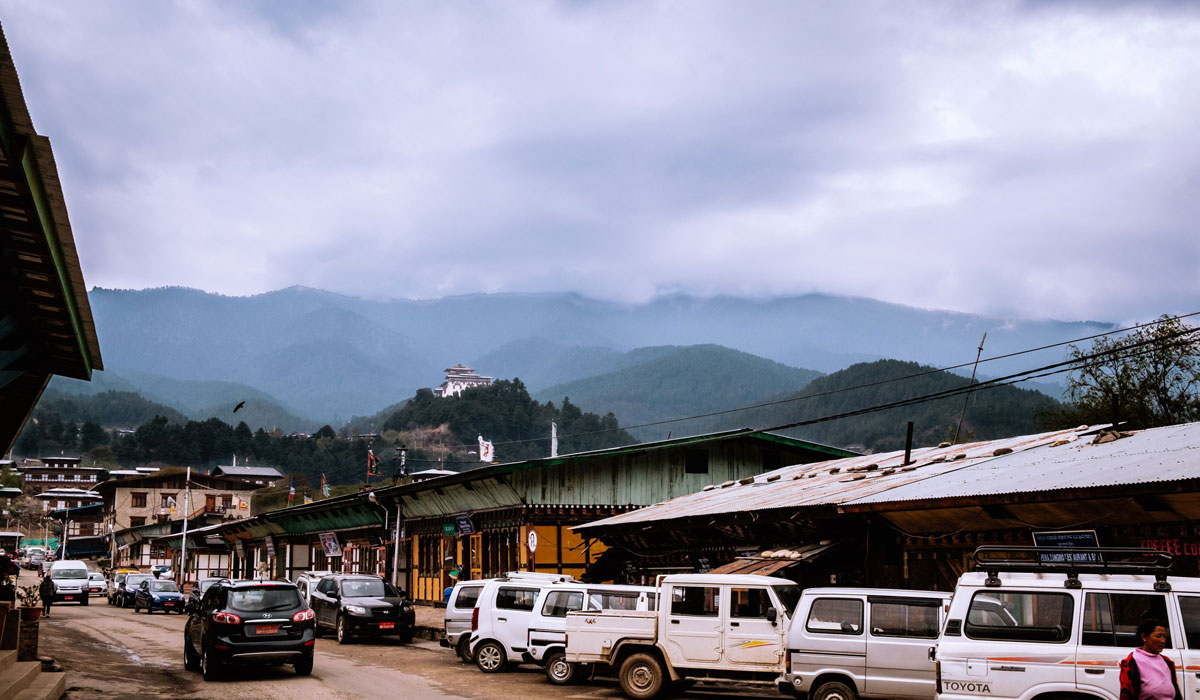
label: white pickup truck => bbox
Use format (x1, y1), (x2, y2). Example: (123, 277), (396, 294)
(563, 573), (800, 698)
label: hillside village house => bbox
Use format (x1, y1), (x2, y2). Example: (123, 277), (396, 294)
(18, 456), (103, 494)
(432, 364), (493, 397)
(34, 486), (102, 512)
(210, 463), (284, 488)
(98, 472), (260, 569)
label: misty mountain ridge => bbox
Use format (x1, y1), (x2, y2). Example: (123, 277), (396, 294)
(72, 285), (1107, 427)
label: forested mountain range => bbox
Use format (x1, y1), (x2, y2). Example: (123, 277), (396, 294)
(45, 286), (1109, 426)
(533, 345), (823, 439)
(692, 359), (1063, 452)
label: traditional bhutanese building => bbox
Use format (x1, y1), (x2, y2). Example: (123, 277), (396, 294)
(433, 364), (492, 397)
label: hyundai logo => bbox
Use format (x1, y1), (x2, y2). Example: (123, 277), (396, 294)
(262, 613), (272, 619)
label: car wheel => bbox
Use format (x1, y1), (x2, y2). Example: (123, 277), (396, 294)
(183, 633), (200, 671)
(336, 615), (350, 644)
(134, 601), (140, 613)
(81, 596), (88, 606)
(313, 621), (324, 639)
(294, 655), (313, 676)
(201, 645), (222, 682)
(544, 650), (577, 685)
(619, 653), (665, 700)
(812, 680), (857, 700)
(456, 636), (473, 664)
(474, 640), (507, 674)
(399, 629), (413, 645)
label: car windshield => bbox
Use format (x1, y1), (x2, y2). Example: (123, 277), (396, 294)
(773, 585), (802, 617)
(342, 579), (387, 598)
(126, 575), (151, 587)
(89, 573), (105, 581)
(229, 586), (302, 612)
(199, 580), (219, 594)
(51, 568), (87, 579)
(149, 581), (178, 593)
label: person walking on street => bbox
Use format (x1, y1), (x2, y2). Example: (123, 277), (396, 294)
(38, 571), (54, 617)
(1120, 618), (1182, 700)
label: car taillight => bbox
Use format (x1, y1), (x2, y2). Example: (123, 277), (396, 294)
(471, 607), (479, 632)
(213, 611), (242, 624)
(293, 608), (315, 622)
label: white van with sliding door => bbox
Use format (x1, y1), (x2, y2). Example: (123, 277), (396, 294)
(786, 588), (950, 700)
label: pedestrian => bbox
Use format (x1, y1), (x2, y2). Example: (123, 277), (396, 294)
(1119, 618), (1182, 700)
(38, 571), (54, 617)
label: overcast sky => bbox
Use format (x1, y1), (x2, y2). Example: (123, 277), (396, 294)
(2, 1), (1197, 321)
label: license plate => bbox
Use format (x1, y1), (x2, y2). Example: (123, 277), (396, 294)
(255, 625), (280, 635)
(379, 622), (394, 630)
(164, 602), (175, 607)
(63, 596), (74, 600)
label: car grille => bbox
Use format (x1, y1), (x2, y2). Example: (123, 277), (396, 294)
(370, 608), (397, 618)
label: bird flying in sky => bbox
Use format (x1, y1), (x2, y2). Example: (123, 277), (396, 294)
(233, 401), (246, 413)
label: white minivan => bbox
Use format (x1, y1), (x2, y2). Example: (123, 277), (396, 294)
(47, 560), (91, 606)
(937, 546), (1192, 700)
(786, 588), (950, 700)
(470, 575), (656, 677)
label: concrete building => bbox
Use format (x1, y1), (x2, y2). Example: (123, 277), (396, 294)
(20, 458), (104, 494)
(95, 471), (258, 531)
(34, 486), (101, 512)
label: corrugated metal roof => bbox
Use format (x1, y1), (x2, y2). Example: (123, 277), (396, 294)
(576, 423), (1194, 531)
(212, 465), (284, 478)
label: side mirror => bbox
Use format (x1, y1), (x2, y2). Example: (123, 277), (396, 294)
(329, 591), (340, 600)
(766, 607), (779, 625)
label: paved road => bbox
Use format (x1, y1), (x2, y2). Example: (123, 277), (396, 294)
(25, 571), (775, 700)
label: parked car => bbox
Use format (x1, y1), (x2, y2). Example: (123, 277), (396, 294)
(87, 572), (107, 596)
(784, 587), (950, 700)
(310, 573), (415, 644)
(22, 547), (46, 570)
(936, 546), (1190, 700)
(469, 576), (657, 678)
(187, 577), (225, 613)
(108, 572), (130, 605)
(183, 579), (315, 681)
(45, 560), (91, 606)
(115, 573), (154, 608)
(134, 579), (185, 614)
(562, 573), (798, 698)
(293, 570), (335, 608)
(443, 580), (488, 663)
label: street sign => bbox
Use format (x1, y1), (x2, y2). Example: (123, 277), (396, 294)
(1033, 529), (1100, 563)
(442, 523), (456, 536)
(455, 514), (475, 535)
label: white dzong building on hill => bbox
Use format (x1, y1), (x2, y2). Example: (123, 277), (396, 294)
(433, 364), (492, 398)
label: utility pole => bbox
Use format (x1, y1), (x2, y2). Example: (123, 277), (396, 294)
(953, 333), (987, 445)
(179, 466), (191, 586)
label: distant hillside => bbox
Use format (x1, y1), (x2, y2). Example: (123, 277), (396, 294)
(81, 286), (1111, 425)
(534, 345), (823, 439)
(33, 389), (188, 428)
(697, 359), (1063, 453)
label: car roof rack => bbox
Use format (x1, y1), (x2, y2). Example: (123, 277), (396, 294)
(973, 546), (1174, 591)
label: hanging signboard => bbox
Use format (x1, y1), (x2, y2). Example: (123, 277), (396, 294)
(455, 514), (475, 536)
(319, 532), (341, 557)
(264, 535), (276, 557)
(233, 540), (245, 558)
(527, 530), (538, 553)
(442, 523), (456, 536)
(1033, 529), (1100, 563)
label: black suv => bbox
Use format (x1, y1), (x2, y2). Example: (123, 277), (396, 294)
(310, 574), (415, 644)
(183, 579), (315, 681)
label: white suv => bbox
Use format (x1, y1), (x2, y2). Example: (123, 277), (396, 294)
(469, 574), (655, 677)
(937, 546), (1191, 700)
